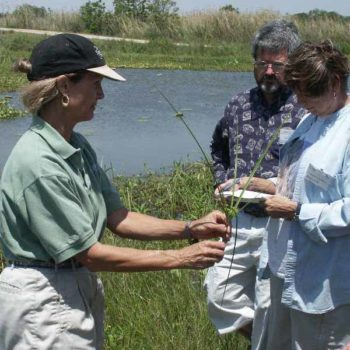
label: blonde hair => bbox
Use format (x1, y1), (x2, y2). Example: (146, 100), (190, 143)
(14, 59), (59, 115)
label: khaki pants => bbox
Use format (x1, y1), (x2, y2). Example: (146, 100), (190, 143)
(0, 265), (104, 350)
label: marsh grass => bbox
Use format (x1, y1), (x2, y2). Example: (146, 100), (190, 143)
(1, 9), (350, 92)
(0, 162), (248, 349)
(1, 8), (350, 49)
(0, 32), (41, 91)
(102, 162), (248, 349)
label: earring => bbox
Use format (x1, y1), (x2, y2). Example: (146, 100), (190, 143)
(333, 91), (337, 99)
(62, 94), (69, 107)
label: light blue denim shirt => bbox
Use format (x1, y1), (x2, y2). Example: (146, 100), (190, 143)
(260, 103), (350, 314)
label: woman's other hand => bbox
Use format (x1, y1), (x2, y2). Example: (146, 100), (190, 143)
(264, 195), (298, 219)
(177, 240), (226, 269)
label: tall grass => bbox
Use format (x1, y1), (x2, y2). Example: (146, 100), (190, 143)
(1, 8), (350, 94)
(102, 162), (248, 349)
(0, 162), (249, 349)
(1, 8), (350, 51)
(0, 10), (85, 33)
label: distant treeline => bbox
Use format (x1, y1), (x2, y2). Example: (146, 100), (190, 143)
(0, 3), (350, 53)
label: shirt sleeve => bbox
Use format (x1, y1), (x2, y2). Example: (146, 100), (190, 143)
(98, 166), (124, 215)
(19, 175), (98, 263)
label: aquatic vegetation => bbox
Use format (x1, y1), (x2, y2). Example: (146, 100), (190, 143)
(0, 96), (27, 120)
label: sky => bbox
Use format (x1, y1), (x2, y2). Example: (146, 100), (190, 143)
(1, 0), (350, 16)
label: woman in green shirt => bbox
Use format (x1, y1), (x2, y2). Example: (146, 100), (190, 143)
(0, 33), (229, 349)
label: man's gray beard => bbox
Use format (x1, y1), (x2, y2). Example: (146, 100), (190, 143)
(260, 80), (280, 94)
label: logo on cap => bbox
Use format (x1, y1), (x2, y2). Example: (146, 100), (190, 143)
(94, 46), (104, 60)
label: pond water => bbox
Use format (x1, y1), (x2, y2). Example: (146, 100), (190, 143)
(0, 68), (255, 175)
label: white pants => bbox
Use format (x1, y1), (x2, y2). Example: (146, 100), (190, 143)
(0, 265), (104, 350)
(204, 212), (270, 344)
(265, 274), (350, 350)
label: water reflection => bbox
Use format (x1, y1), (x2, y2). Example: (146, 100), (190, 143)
(0, 68), (254, 175)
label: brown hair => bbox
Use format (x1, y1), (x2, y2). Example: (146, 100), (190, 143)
(284, 40), (349, 97)
(13, 59), (85, 114)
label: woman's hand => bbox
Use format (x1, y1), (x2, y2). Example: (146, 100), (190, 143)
(239, 177), (276, 194)
(176, 240), (226, 269)
(264, 195), (298, 219)
(214, 179), (239, 196)
(190, 210), (231, 241)
(75, 241), (226, 272)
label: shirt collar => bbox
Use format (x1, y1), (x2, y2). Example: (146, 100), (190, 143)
(30, 116), (81, 163)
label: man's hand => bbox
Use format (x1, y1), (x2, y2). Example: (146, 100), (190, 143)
(238, 177), (276, 194)
(214, 179), (239, 196)
(264, 195), (297, 219)
(190, 210), (231, 241)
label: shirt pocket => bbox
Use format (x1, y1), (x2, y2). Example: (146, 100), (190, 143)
(306, 172), (344, 203)
(329, 173), (344, 202)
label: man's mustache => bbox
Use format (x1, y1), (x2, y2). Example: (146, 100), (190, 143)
(262, 75), (278, 81)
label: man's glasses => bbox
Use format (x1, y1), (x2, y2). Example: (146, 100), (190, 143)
(254, 61), (286, 74)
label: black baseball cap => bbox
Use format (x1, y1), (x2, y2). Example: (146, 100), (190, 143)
(27, 33), (126, 82)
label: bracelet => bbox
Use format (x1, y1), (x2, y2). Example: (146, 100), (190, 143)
(183, 220), (193, 239)
(183, 221), (198, 245)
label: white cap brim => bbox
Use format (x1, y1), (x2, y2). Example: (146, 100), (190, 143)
(87, 65), (126, 81)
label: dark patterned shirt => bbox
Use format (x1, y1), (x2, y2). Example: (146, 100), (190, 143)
(211, 86), (305, 185)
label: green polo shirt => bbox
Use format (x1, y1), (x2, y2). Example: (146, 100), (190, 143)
(0, 116), (123, 263)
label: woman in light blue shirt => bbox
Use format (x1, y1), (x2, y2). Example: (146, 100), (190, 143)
(261, 41), (350, 349)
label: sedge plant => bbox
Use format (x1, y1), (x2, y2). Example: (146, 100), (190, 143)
(153, 82), (281, 221)
(153, 83), (282, 304)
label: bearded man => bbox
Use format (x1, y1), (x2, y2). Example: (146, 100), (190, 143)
(204, 20), (305, 349)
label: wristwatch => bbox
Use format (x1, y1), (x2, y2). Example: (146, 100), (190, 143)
(292, 202), (302, 221)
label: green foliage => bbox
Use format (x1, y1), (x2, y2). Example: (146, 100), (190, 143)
(0, 96), (26, 120)
(0, 33), (43, 92)
(293, 9), (350, 22)
(113, 0), (178, 23)
(220, 4), (240, 14)
(8, 4), (50, 28)
(80, 0), (108, 34)
(12, 4), (50, 18)
(113, 0), (148, 19)
(146, 0), (179, 36)
(113, 162), (215, 219)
